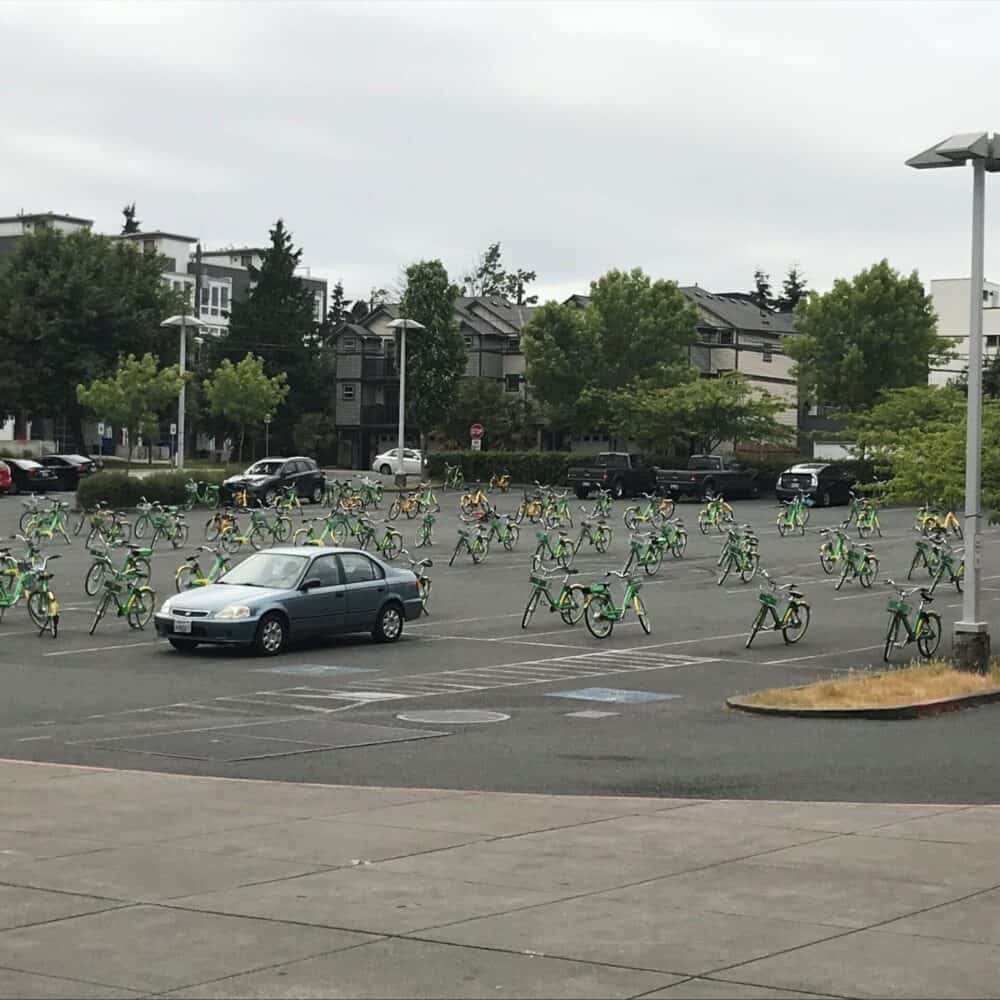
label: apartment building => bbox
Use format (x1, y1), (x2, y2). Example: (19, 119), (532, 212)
(928, 277), (1000, 386)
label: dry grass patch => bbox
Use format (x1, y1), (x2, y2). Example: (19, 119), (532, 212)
(740, 659), (1000, 710)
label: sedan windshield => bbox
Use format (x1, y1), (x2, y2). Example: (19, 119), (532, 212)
(246, 461), (283, 476)
(220, 552), (307, 589)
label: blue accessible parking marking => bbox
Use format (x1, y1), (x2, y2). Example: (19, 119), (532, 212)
(253, 664), (375, 676)
(546, 687), (683, 704)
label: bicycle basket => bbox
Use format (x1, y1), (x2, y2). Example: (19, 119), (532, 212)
(758, 591), (778, 607)
(888, 599), (911, 613)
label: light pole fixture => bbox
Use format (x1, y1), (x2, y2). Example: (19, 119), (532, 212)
(160, 314), (207, 470)
(386, 318), (426, 485)
(907, 132), (1000, 670)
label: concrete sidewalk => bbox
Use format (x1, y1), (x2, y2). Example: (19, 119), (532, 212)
(1, 763), (999, 998)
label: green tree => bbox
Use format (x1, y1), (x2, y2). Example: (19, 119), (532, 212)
(76, 354), (183, 471)
(788, 259), (951, 416)
(463, 242), (538, 305)
(398, 259), (467, 462)
(203, 354), (289, 462)
(0, 227), (181, 445)
(121, 203), (140, 235)
(326, 280), (350, 327)
(609, 373), (791, 456)
(751, 269), (774, 311)
(437, 377), (537, 450)
(523, 268), (698, 435)
(778, 266), (809, 312)
(222, 219), (326, 452)
(293, 411), (337, 463)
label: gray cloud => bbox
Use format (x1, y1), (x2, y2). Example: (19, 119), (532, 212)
(3, 0), (999, 304)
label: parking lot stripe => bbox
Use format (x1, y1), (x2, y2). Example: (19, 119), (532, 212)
(44, 641), (158, 657)
(762, 643), (884, 665)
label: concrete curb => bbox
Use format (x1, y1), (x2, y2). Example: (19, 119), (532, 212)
(726, 687), (1000, 720)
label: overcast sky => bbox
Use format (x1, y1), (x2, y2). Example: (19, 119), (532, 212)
(3, 0), (999, 304)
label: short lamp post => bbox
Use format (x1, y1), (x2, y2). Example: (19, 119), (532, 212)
(160, 314), (207, 470)
(264, 414), (272, 457)
(907, 132), (1000, 670)
(386, 318), (426, 487)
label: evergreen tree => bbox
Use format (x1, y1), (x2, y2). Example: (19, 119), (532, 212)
(221, 219), (327, 452)
(121, 203), (141, 235)
(778, 266), (809, 312)
(750, 269), (774, 311)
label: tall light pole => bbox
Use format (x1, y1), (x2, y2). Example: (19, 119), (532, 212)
(907, 132), (1000, 670)
(264, 413), (272, 456)
(161, 314), (207, 471)
(386, 318), (425, 485)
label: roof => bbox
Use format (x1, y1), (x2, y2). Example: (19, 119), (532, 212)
(680, 286), (797, 335)
(119, 230), (198, 243)
(200, 247), (269, 257)
(461, 295), (536, 330)
(0, 212), (93, 225)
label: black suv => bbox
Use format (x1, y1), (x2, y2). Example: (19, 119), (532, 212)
(775, 462), (854, 507)
(221, 457), (326, 506)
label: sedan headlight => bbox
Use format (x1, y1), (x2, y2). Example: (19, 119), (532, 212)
(159, 597), (175, 614)
(215, 604), (252, 620)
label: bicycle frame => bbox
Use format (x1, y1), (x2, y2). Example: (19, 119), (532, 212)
(746, 573), (809, 648)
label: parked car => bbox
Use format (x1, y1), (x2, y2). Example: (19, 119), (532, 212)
(775, 462), (854, 506)
(221, 456), (326, 506)
(657, 455), (761, 500)
(39, 454), (98, 491)
(154, 547), (422, 654)
(4, 458), (59, 495)
(372, 448), (422, 476)
(0, 461), (11, 495)
(566, 453), (658, 500)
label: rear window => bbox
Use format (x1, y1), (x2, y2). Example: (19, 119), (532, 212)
(596, 454), (627, 469)
(688, 457), (720, 470)
(338, 552), (384, 583)
(16, 459), (42, 470)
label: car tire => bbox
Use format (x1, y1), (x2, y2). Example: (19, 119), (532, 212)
(263, 489), (277, 507)
(254, 612), (288, 656)
(380, 464), (392, 475)
(821, 490), (831, 508)
(310, 483), (323, 504)
(373, 601), (404, 643)
(611, 479), (625, 500)
(168, 638), (199, 651)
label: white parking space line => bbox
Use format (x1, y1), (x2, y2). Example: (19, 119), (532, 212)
(833, 592), (876, 601)
(44, 641), (159, 657)
(762, 643), (884, 666)
(409, 613), (521, 629)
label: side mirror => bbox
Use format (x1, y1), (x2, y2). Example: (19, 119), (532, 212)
(301, 578), (322, 591)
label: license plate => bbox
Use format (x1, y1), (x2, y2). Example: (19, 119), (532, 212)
(173, 619), (192, 634)
(581, 481), (592, 488)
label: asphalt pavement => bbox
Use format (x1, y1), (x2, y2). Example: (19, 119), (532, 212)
(1, 487), (999, 802)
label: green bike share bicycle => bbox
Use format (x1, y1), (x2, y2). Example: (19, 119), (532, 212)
(746, 570), (809, 648)
(584, 569), (651, 639)
(521, 557), (589, 628)
(883, 580), (941, 661)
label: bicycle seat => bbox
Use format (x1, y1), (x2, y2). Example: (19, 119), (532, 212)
(919, 589), (934, 602)
(562, 567), (579, 575)
(862, 544), (874, 552)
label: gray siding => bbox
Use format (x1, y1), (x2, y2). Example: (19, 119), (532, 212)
(336, 391), (361, 426)
(339, 353), (361, 378)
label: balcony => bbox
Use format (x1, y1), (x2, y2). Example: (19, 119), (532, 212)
(361, 405), (395, 426)
(362, 356), (398, 379)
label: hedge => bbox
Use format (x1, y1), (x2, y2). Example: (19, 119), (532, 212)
(76, 471), (228, 510)
(426, 451), (593, 486)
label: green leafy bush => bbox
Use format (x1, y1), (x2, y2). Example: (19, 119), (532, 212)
(427, 451), (597, 486)
(76, 471), (228, 509)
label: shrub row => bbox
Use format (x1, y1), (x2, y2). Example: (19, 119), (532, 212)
(76, 471), (228, 510)
(426, 451), (603, 486)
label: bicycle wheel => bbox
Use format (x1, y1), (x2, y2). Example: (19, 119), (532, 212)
(84, 561), (106, 597)
(953, 561), (965, 594)
(448, 541), (464, 567)
(173, 523), (190, 549)
(204, 515), (221, 542)
(273, 516), (292, 543)
(633, 593), (651, 634)
(953, 520), (964, 540)
(405, 502), (418, 520)
(860, 556), (878, 588)
(175, 564), (198, 592)
(503, 524), (520, 551)
(740, 552), (760, 584)
(560, 586), (586, 625)
(133, 514), (151, 539)
(781, 603), (810, 645)
(671, 531), (688, 559)
(819, 544), (835, 575)
(717, 556), (732, 586)
(89, 594), (109, 636)
(916, 612), (942, 658)
(835, 562), (850, 591)
(127, 587), (155, 630)
(906, 552), (923, 581)
(512, 503), (525, 525)
(623, 507), (639, 532)
(858, 519), (871, 540)
(884, 615), (900, 662)
(292, 527), (312, 546)
(19, 510), (37, 534)
(697, 511), (710, 535)
(26, 590), (49, 631)
(72, 512), (86, 537)
(418, 577), (431, 614)
(470, 537), (489, 564)
(248, 525), (266, 551)
(131, 558), (152, 586)
(387, 499), (401, 521)
(746, 606), (767, 649)
(556, 540), (575, 569)
(220, 531), (242, 555)
(584, 593), (615, 638)
(800, 505), (810, 527)
(795, 511), (806, 536)
(383, 532), (403, 561)
(658, 497), (675, 520)
(595, 525), (611, 553)
(643, 546), (662, 576)
(521, 589), (542, 628)
(776, 516), (788, 538)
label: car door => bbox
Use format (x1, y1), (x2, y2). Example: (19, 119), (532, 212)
(338, 552), (387, 630)
(293, 554), (347, 635)
(403, 449), (421, 475)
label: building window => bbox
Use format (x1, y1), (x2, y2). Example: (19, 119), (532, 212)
(988, 335), (999, 349)
(341, 384), (355, 400)
(463, 336), (473, 349)
(719, 330), (734, 345)
(200, 286), (210, 314)
(761, 343), (773, 363)
(220, 287), (230, 312)
(506, 335), (520, 352)
(241, 254), (253, 267)
(341, 335), (357, 351)
(143, 239), (156, 254)
(505, 374), (521, 393)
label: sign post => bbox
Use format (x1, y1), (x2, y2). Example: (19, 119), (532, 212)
(469, 423), (484, 452)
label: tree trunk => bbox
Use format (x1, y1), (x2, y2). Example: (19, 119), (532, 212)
(420, 432), (428, 478)
(238, 426), (245, 463)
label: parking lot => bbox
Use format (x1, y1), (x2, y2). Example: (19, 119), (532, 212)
(2, 484), (999, 803)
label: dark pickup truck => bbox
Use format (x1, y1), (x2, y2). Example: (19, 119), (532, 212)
(566, 453), (658, 500)
(656, 455), (761, 500)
